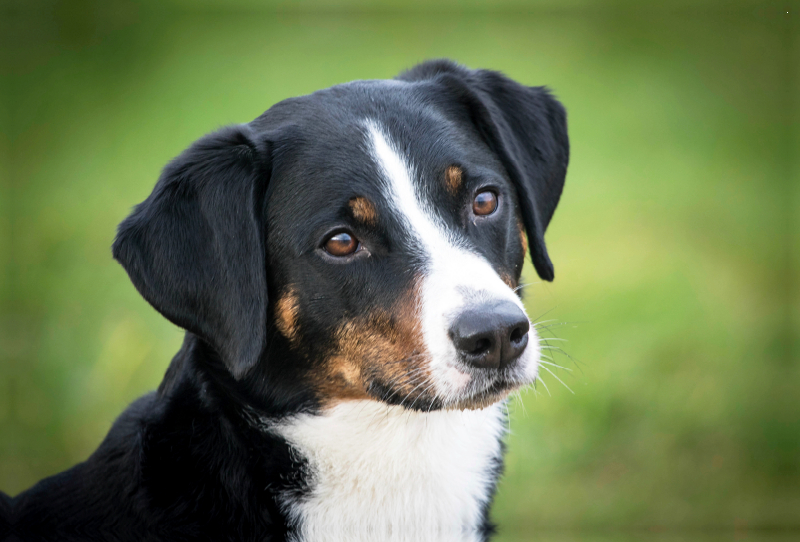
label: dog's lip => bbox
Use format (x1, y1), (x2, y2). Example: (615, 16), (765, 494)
(461, 371), (530, 402)
(480, 375), (521, 395)
(446, 377), (520, 410)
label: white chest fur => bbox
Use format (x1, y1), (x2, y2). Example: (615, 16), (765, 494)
(271, 401), (506, 538)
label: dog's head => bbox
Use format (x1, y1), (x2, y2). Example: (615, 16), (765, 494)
(113, 60), (568, 413)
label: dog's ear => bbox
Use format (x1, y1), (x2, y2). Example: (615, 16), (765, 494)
(400, 60), (569, 281)
(113, 125), (270, 379)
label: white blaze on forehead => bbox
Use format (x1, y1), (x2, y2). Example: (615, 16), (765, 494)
(363, 120), (539, 399)
(363, 119), (459, 251)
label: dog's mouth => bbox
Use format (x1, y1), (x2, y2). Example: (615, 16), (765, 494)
(446, 368), (535, 410)
(368, 363), (536, 412)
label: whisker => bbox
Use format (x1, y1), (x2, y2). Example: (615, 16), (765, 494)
(383, 366), (427, 387)
(512, 390), (527, 418)
(537, 375), (552, 397)
(384, 375), (428, 403)
(380, 376), (424, 403)
(409, 381), (438, 411)
(399, 376), (433, 408)
(426, 394), (438, 414)
(502, 401), (512, 433)
(539, 360), (572, 372)
(539, 344), (585, 373)
(379, 368), (428, 402)
(535, 321), (583, 329)
(532, 319), (560, 328)
(529, 307), (557, 323)
(383, 352), (427, 365)
(541, 366), (574, 394)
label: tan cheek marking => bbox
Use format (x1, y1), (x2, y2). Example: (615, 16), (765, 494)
(444, 165), (463, 195)
(275, 287), (300, 344)
(349, 196), (378, 225)
(314, 279), (432, 408)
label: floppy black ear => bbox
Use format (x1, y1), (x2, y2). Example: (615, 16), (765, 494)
(400, 60), (569, 281)
(113, 125), (270, 379)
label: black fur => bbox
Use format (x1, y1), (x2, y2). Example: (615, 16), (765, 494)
(2, 60), (568, 541)
(113, 126), (272, 380)
(399, 59), (568, 280)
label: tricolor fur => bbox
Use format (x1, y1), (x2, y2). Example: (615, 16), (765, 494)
(3, 60), (569, 541)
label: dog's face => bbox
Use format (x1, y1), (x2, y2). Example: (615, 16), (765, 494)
(265, 93), (533, 411)
(113, 61), (568, 414)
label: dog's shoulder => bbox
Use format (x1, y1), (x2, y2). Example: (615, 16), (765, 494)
(11, 392), (158, 540)
(12, 351), (299, 541)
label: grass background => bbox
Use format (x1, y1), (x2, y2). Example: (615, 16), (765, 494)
(2, 0), (798, 537)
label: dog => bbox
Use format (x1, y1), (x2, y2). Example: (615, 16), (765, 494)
(2, 59), (568, 541)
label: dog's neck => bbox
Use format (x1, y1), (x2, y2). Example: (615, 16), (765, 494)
(161, 333), (314, 417)
(268, 400), (506, 537)
(160, 335), (507, 536)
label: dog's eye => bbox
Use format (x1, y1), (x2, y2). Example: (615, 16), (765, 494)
(323, 231), (360, 257)
(472, 190), (498, 216)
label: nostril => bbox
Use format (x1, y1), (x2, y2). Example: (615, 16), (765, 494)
(471, 337), (493, 355)
(508, 319), (530, 345)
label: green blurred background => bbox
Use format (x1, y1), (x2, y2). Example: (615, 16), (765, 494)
(2, 0), (798, 538)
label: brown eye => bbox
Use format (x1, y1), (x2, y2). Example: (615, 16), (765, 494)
(323, 231), (359, 257)
(472, 190), (498, 216)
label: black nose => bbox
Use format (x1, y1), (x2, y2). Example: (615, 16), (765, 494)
(449, 302), (530, 369)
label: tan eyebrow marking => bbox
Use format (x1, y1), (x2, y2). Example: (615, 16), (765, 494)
(518, 220), (528, 257)
(349, 196), (378, 225)
(501, 273), (517, 289)
(275, 287), (301, 344)
(444, 165), (463, 195)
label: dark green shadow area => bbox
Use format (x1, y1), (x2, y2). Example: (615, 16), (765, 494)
(2, 0), (798, 535)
